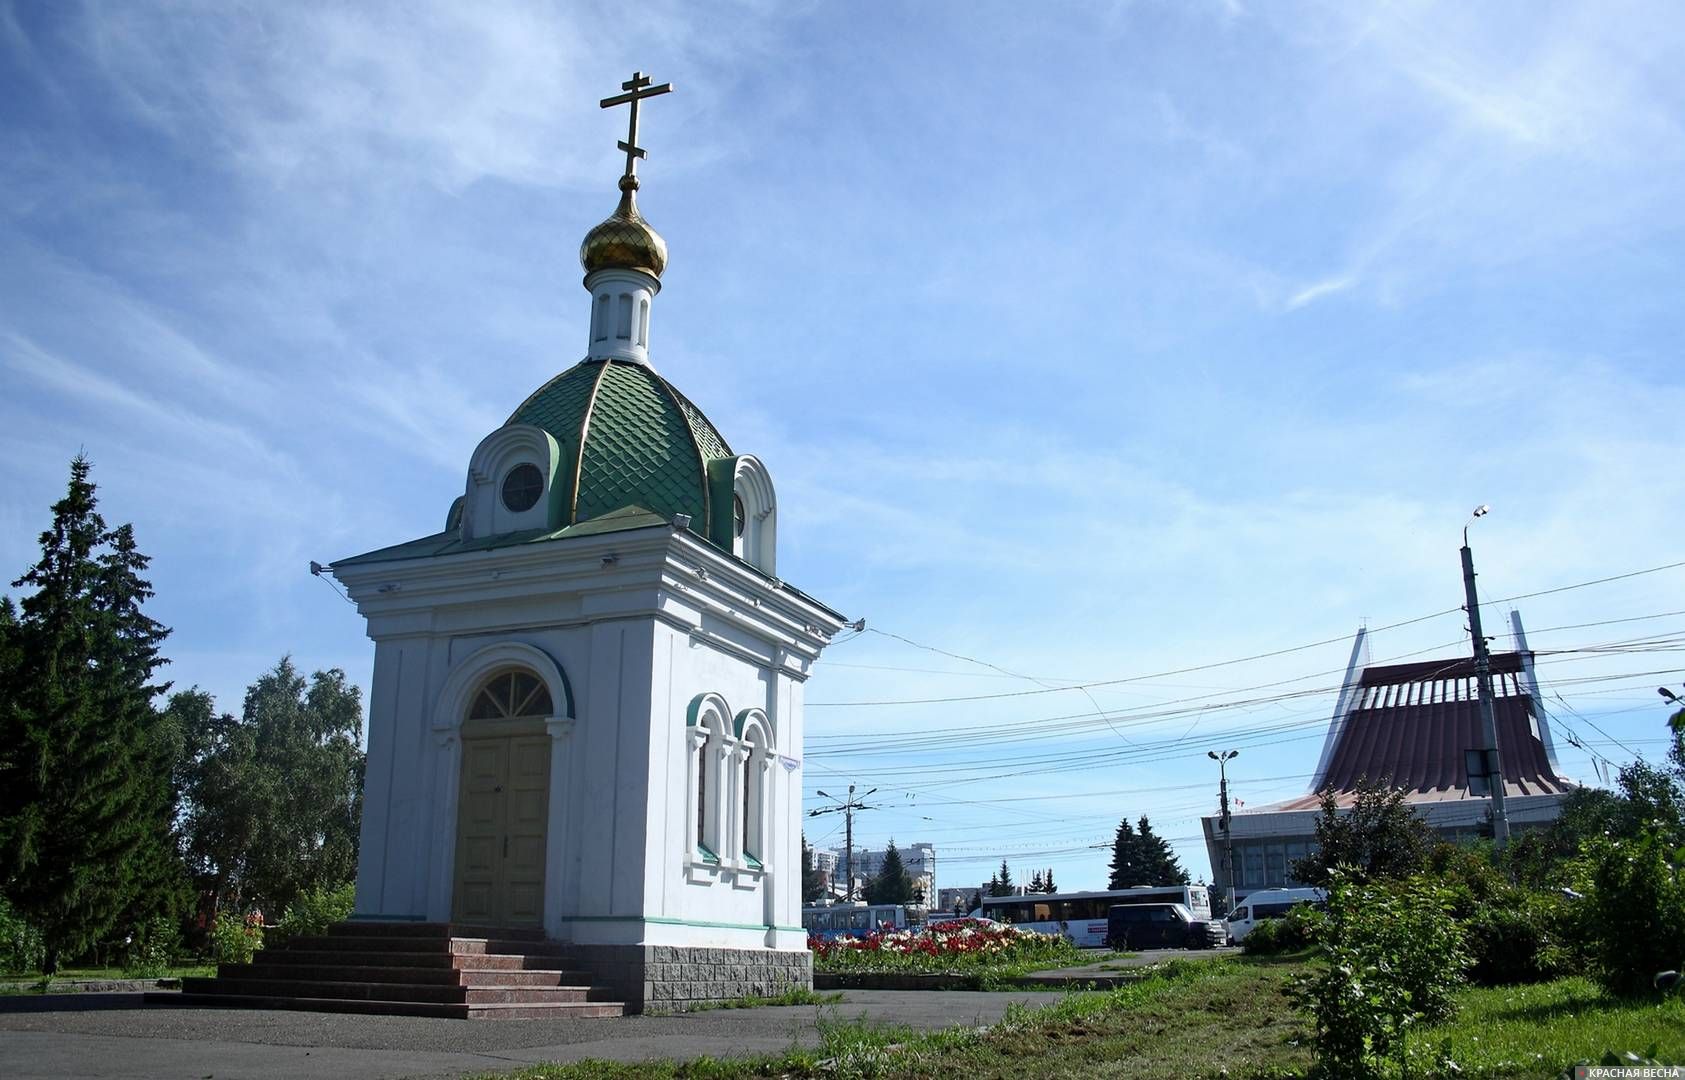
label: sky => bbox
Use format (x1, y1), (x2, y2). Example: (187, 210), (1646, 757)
(3, 0), (1684, 895)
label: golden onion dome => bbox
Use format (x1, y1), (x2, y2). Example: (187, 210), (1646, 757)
(580, 175), (668, 279)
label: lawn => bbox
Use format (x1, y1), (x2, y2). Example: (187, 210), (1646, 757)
(471, 957), (1685, 1080)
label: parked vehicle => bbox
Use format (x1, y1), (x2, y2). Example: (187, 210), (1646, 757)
(980, 885), (1213, 947)
(1105, 902), (1225, 950)
(1223, 888), (1326, 944)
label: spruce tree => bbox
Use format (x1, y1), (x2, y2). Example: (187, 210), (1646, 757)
(1136, 815), (1190, 885)
(1107, 818), (1143, 889)
(0, 458), (182, 971)
(1028, 869), (1045, 894)
(994, 859), (1014, 896)
(1043, 867), (1057, 894)
(864, 839), (912, 904)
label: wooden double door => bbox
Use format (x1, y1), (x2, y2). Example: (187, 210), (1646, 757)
(452, 733), (550, 928)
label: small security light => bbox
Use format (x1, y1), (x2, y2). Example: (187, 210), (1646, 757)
(309, 560), (326, 576)
(673, 513), (692, 529)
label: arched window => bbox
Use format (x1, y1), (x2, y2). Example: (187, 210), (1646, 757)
(616, 293), (633, 340)
(594, 295), (610, 342)
(696, 746), (708, 848)
(637, 298), (650, 346)
(735, 709), (773, 868)
(686, 694), (731, 865)
(741, 753), (753, 856)
(731, 457), (777, 575)
(468, 669), (553, 720)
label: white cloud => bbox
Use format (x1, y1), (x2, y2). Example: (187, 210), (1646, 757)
(1284, 274), (1355, 310)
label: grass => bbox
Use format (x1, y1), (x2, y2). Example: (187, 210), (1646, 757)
(1406, 976), (1685, 1077)
(470, 958), (1308, 1080)
(469, 957), (1685, 1080)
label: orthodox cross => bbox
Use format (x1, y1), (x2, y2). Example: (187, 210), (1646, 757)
(600, 71), (674, 181)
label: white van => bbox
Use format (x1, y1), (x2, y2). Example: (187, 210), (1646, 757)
(1224, 888), (1326, 944)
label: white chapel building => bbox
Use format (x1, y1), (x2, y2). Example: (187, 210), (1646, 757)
(328, 83), (846, 1010)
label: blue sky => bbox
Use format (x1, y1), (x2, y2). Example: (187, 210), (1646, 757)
(3, 1), (1683, 893)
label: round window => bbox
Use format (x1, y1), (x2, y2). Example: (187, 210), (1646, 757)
(501, 463), (543, 513)
(733, 495), (746, 539)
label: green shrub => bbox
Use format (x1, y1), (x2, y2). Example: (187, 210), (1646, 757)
(122, 914), (181, 979)
(1291, 871), (1468, 1079)
(1240, 904), (1323, 956)
(1463, 888), (1581, 986)
(1577, 831), (1685, 996)
(272, 882), (355, 944)
(211, 910), (265, 965)
(0, 895), (45, 975)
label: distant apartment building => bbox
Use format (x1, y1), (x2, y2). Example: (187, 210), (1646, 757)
(828, 842), (936, 903)
(1201, 616), (1576, 901)
(811, 849), (839, 897)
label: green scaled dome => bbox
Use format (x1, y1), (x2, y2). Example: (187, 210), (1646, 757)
(507, 357), (733, 535)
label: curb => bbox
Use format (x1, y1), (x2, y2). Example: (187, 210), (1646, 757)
(2, 978), (181, 994)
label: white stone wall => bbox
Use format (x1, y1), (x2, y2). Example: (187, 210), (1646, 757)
(340, 525), (835, 958)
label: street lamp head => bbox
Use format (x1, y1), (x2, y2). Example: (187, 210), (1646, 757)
(1229, 750), (1239, 759)
(1662, 687), (1681, 703)
(816, 790), (831, 799)
(1208, 750), (1219, 760)
(1472, 504), (1490, 518)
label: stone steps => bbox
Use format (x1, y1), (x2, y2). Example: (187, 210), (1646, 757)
(157, 920), (624, 1019)
(218, 962), (587, 986)
(160, 992), (625, 1020)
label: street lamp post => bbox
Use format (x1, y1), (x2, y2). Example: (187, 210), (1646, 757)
(809, 786), (877, 901)
(1209, 750), (1240, 914)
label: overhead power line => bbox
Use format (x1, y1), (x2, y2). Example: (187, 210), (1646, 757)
(812, 559), (1685, 708)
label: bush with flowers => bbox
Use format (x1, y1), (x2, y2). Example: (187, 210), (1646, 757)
(811, 919), (1081, 976)
(211, 909), (265, 965)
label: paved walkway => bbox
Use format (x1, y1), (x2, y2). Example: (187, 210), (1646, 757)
(0, 989), (1053, 1080)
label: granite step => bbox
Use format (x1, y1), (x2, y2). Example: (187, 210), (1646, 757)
(258, 949), (574, 971)
(326, 922), (546, 941)
(221, 962), (588, 987)
(184, 977), (606, 1005)
(152, 992), (625, 1020)
(174, 918), (623, 1019)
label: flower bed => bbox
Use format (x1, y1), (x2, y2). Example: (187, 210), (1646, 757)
(811, 919), (1082, 976)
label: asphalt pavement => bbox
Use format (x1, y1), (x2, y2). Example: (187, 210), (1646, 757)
(0, 989), (1053, 1080)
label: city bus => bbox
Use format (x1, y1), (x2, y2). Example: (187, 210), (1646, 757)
(979, 886), (1213, 948)
(801, 903), (910, 941)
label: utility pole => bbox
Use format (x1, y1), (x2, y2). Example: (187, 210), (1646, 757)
(1208, 750), (1239, 914)
(810, 785), (878, 901)
(1461, 506), (1510, 850)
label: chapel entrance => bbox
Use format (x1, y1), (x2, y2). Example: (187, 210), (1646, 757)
(452, 670), (552, 928)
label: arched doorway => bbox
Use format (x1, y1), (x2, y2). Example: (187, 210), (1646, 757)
(452, 669), (553, 927)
